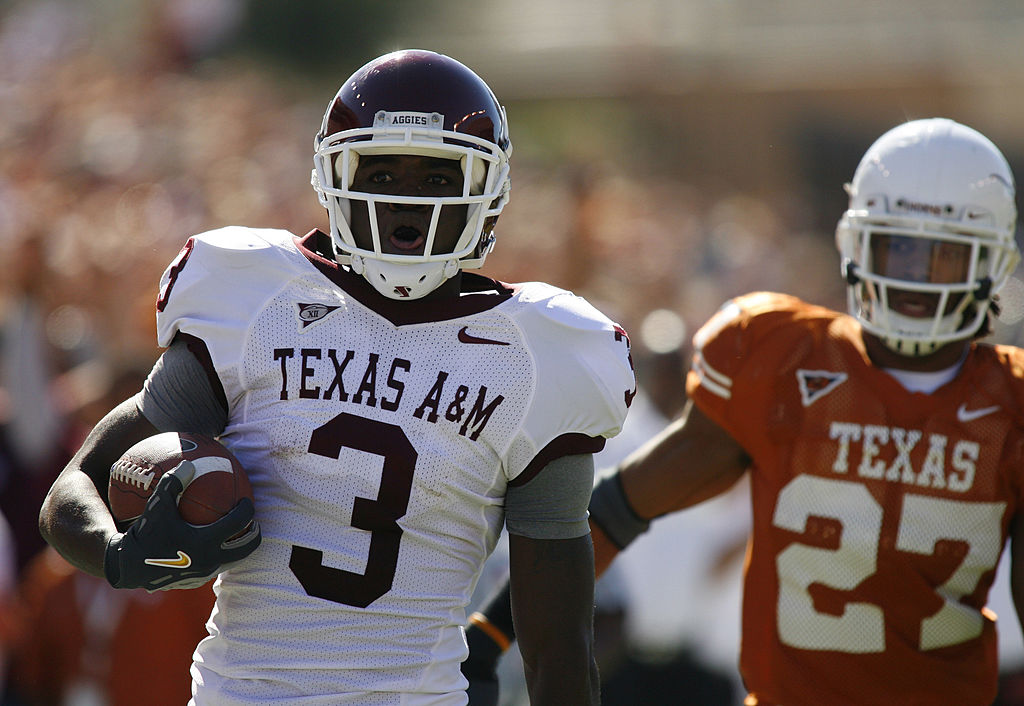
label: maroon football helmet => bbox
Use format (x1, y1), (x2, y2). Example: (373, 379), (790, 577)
(312, 50), (512, 299)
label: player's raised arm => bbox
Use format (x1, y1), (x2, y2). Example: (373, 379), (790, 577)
(587, 402), (748, 574)
(613, 400), (748, 527)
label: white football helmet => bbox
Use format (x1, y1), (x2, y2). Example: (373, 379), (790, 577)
(311, 49), (512, 300)
(836, 118), (1019, 356)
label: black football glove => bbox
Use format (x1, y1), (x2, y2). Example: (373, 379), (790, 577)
(104, 460), (261, 591)
(462, 620), (502, 706)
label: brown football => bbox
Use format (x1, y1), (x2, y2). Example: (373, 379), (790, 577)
(108, 431), (253, 527)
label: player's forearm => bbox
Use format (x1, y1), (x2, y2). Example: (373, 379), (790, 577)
(39, 468), (118, 577)
(510, 533), (599, 705)
(40, 398), (157, 577)
(618, 401), (748, 519)
(518, 615), (598, 705)
(520, 635), (598, 705)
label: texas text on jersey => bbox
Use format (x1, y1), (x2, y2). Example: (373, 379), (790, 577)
(688, 291), (1024, 706)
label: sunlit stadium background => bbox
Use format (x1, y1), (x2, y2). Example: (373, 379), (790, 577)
(4, 1), (1024, 704)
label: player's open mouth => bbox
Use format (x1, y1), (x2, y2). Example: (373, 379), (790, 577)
(889, 291), (939, 318)
(389, 226), (426, 252)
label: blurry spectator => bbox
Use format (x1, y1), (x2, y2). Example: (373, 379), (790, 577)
(7, 358), (215, 706)
(8, 546), (214, 706)
(0, 236), (74, 574)
(0, 510), (19, 703)
(144, 0), (245, 70)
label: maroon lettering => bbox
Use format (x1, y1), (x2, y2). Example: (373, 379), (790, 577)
(446, 385), (469, 422)
(300, 349), (322, 399)
(352, 353), (379, 407)
(274, 348), (295, 400)
(324, 349), (355, 401)
(382, 359), (410, 412)
(459, 387), (504, 441)
(414, 372), (448, 422)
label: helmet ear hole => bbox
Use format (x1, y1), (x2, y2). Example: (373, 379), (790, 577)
(843, 261), (860, 285)
(976, 277), (992, 301)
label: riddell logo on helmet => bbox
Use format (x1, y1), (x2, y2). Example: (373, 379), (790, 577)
(894, 198), (949, 217)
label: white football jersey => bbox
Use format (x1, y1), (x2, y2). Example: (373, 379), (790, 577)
(155, 227), (634, 705)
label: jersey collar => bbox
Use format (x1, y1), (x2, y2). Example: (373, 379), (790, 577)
(295, 230), (515, 326)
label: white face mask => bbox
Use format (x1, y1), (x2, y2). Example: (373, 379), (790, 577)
(313, 112), (510, 300)
(835, 118), (1019, 355)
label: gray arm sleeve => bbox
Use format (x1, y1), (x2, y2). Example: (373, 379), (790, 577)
(504, 454), (594, 540)
(588, 470), (650, 549)
(134, 338), (228, 436)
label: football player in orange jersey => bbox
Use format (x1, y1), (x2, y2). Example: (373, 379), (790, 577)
(462, 118), (1024, 706)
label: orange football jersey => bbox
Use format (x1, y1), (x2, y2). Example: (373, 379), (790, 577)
(687, 292), (1024, 706)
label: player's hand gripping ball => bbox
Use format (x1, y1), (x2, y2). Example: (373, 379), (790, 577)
(104, 431), (260, 591)
(109, 431), (253, 527)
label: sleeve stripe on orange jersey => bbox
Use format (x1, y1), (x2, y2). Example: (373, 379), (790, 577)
(692, 352), (732, 399)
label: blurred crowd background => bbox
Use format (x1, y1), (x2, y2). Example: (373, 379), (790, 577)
(3, 1), (1024, 704)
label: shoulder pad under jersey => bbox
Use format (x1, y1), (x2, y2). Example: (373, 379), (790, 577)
(156, 226), (304, 347)
(154, 227), (306, 406)
(688, 291), (841, 400)
(974, 343), (1024, 427)
(510, 282), (636, 464)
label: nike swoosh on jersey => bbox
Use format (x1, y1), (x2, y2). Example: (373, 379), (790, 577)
(458, 326), (509, 346)
(956, 403), (1000, 423)
(144, 550), (193, 569)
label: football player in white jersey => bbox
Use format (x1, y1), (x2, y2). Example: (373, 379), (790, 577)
(39, 49), (635, 706)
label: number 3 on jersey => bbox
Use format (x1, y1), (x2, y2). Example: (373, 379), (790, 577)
(289, 412), (417, 608)
(774, 475), (1005, 652)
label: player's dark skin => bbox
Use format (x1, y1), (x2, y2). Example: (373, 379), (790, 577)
(348, 154), (469, 302)
(39, 398), (162, 577)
